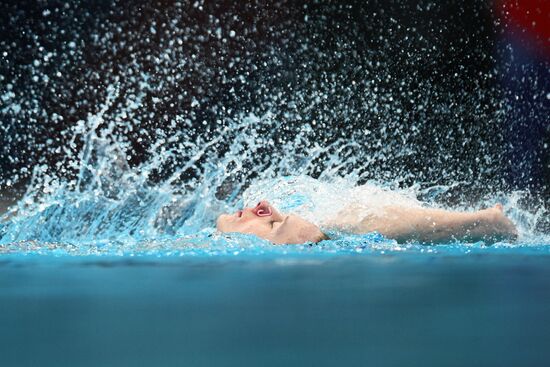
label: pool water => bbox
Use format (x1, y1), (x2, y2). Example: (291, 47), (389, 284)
(2, 242), (550, 367)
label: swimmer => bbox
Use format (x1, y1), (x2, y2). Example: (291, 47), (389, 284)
(216, 200), (518, 245)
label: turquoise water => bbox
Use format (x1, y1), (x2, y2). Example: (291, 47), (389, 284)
(2, 249), (550, 367)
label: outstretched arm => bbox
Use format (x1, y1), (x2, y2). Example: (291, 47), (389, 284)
(354, 204), (517, 243)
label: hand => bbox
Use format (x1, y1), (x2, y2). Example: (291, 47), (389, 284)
(476, 204), (518, 242)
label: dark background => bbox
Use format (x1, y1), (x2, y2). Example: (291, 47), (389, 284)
(0, 0), (548, 206)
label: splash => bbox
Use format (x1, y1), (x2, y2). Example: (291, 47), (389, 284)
(0, 98), (547, 253)
(0, 1), (548, 255)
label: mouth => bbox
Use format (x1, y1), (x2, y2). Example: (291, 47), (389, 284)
(255, 202), (272, 217)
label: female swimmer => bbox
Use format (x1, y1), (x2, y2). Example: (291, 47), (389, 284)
(216, 199), (517, 245)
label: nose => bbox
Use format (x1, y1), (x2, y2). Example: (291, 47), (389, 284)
(252, 200), (272, 217)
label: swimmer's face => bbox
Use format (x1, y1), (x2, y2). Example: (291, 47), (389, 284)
(216, 200), (325, 244)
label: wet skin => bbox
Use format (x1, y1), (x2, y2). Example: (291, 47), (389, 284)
(216, 200), (325, 244)
(217, 200), (518, 245)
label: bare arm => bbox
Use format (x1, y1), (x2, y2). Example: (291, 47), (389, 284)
(333, 204), (517, 243)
